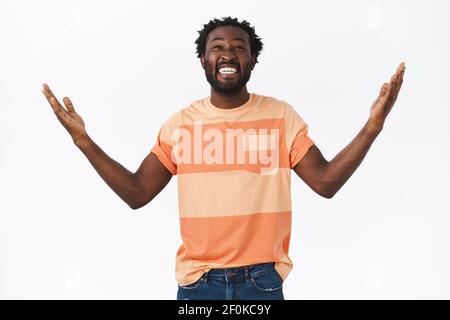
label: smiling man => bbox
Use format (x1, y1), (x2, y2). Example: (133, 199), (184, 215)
(42, 17), (405, 300)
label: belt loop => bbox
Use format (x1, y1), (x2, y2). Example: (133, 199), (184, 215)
(245, 268), (250, 283)
(203, 271), (208, 283)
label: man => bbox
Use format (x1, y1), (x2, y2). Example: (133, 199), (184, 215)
(42, 17), (405, 300)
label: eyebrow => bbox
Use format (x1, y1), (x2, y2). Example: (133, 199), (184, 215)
(209, 37), (247, 43)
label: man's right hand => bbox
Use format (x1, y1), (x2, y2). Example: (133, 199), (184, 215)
(41, 83), (173, 209)
(42, 83), (88, 146)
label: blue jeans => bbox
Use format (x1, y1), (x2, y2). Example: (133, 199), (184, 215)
(176, 262), (284, 300)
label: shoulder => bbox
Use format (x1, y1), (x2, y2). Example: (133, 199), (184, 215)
(253, 93), (302, 118)
(160, 110), (182, 131)
(253, 92), (287, 107)
(159, 95), (209, 133)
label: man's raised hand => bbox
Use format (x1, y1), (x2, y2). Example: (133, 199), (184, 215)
(369, 62), (406, 132)
(42, 83), (88, 146)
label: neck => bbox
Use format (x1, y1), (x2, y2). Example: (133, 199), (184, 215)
(210, 87), (250, 109)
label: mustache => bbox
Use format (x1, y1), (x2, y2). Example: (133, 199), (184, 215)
(217, 63), (240, 70)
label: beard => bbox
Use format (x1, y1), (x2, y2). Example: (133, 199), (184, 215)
(204, 63), (252, 95)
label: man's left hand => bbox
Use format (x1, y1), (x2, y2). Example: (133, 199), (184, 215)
(368, 62), (406, 132)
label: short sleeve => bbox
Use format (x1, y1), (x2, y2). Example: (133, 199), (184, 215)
(284, 103), (315, 168)
(150, 114), (179, 175)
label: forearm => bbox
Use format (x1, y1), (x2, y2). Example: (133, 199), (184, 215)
(75, 134), (142, 208)
(319, 120), (381, 197)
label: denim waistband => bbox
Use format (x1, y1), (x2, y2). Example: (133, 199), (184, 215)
(201, 262), (276, 283)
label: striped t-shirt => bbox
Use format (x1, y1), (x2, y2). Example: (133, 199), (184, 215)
(151, 92), (314, 286)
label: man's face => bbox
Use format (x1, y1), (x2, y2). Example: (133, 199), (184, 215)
(201, 26), (256, 95)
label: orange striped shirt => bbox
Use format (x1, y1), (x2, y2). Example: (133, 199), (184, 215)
(151, 93), (314, 286)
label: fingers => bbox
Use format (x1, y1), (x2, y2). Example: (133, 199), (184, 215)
(42, 83), (60, 105)
(42, 83), (63, 110)
(42, 84), (76, 113)
(392, 62), (406, 101)
(63, 97), (75, 112)
(372, 62), (406, 120)
(395, 62), (405, 75)
(42, 83), (70, 126)
(385, 62), (406, 102)
(391, 62), (405, 84)
(379, 82), (390, 97)
(394, 62), (405, 86)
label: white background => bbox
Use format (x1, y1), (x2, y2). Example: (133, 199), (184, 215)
(1, 0), (449, 299)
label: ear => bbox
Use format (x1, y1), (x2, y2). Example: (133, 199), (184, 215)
(251, 54), (257, 71)
(200, 55), (205, 70)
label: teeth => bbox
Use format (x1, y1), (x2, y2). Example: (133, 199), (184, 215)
(219, 66), (237, 74)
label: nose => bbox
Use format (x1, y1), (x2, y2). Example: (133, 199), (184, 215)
(220, 47), (237, 60)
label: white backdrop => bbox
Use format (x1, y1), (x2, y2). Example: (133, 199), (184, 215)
(1, 0), (449, 299)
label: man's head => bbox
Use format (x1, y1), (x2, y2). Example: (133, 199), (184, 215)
(195, 17), (263, 95)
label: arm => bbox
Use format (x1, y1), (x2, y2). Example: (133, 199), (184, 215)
(42, 83), (172, 210)
(77, 136), (172, 209)
(294, 124), (380, 198)
(294, 62), (406, 198)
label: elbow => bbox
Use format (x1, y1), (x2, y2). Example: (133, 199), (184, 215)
(127, 189), (148, 210)
(128, 198), (146, 210)
(316, 184), (338, 199)
(321, 191), (335, 199)
(129, 203), (142, 210)
(128, 196), (153, 210)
